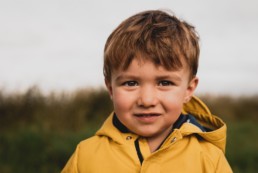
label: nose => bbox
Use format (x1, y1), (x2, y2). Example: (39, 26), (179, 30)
(137, 85), (158, 107)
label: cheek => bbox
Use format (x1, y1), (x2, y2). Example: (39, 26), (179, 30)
(163, 97), (184, 123)
(112, 90), (135, 113)
(160, 91), (185, 111)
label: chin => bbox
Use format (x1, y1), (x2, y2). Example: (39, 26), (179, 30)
(135, 131), (157, 138)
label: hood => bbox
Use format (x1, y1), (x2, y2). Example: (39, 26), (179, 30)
(96, 96), (227, 153)
(182, 96), (227, 153)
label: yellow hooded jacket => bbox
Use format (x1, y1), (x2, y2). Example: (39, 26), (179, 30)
(62, 96), (232, 173)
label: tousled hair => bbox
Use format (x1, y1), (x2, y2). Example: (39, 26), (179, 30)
(104, 10), (200, 82)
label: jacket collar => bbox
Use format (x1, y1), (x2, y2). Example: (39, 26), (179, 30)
(96, 96), (227, 153)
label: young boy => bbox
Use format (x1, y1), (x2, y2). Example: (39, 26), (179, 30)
(62, 10), (232, 173)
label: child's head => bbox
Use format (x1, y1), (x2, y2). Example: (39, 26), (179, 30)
(103, 10), (200, 145)
(104, 10), (200, 83)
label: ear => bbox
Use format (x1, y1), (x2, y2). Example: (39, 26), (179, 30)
(184, 76), (199, 103)
(105, 79), (113, 100)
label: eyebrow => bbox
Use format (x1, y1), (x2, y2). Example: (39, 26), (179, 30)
(114, 74), (182, 82)
(156, 75), (182, 82)
(114, 74), (140, 82)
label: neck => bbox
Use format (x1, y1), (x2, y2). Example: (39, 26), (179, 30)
(147, 127), (172, 153)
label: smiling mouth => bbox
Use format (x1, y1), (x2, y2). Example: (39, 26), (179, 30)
(134, 113), (161, 117)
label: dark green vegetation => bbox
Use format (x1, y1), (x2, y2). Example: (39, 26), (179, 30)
(0, 86), (257, 173)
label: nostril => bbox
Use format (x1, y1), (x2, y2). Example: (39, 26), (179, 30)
(137, 86), (158, 107)
(137, 96), (158, 108)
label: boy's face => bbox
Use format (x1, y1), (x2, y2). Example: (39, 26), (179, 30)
(106, 57), (198, 140)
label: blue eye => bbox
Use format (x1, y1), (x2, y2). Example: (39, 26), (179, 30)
(122, 81), (138, 86)
(158, 80), (173, 86)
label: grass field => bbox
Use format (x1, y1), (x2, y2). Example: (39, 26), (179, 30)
(0, 87), (257, 172)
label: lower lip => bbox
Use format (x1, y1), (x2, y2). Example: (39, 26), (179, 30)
(134, 114), (160, 123)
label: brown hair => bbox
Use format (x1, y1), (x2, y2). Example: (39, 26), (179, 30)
(104, 10), (200, 82)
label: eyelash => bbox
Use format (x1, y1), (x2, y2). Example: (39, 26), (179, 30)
(122, 81), (138, 86)
(158, 80), (174, 86)
(122, 80), (174, 87)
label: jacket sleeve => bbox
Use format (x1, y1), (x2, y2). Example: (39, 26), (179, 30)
(215, 152), (233, 173)
(61, 146), (79, 173)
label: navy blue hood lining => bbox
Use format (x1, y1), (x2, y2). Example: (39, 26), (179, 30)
(113, 114), (130, 133)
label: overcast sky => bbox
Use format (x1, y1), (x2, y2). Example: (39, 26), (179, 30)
(0, 0), (258, 95)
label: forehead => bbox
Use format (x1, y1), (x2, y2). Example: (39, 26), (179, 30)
(112, 58), (190, 80)
(125, 54), (189, 71)
(120, 51), (184, 72)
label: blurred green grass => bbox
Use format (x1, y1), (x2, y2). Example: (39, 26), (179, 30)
(0, 86), (257, 173)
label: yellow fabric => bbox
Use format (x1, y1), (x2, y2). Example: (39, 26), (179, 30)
(62, 96), (232, 173)
(182, 96), (227, 153)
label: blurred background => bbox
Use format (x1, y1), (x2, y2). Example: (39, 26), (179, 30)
(0, 0), (257, 172)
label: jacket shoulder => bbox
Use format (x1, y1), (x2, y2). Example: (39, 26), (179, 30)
(195, 137), (232, 172)
(77, 135), (108, 154)
(61, 135), (111, 173)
